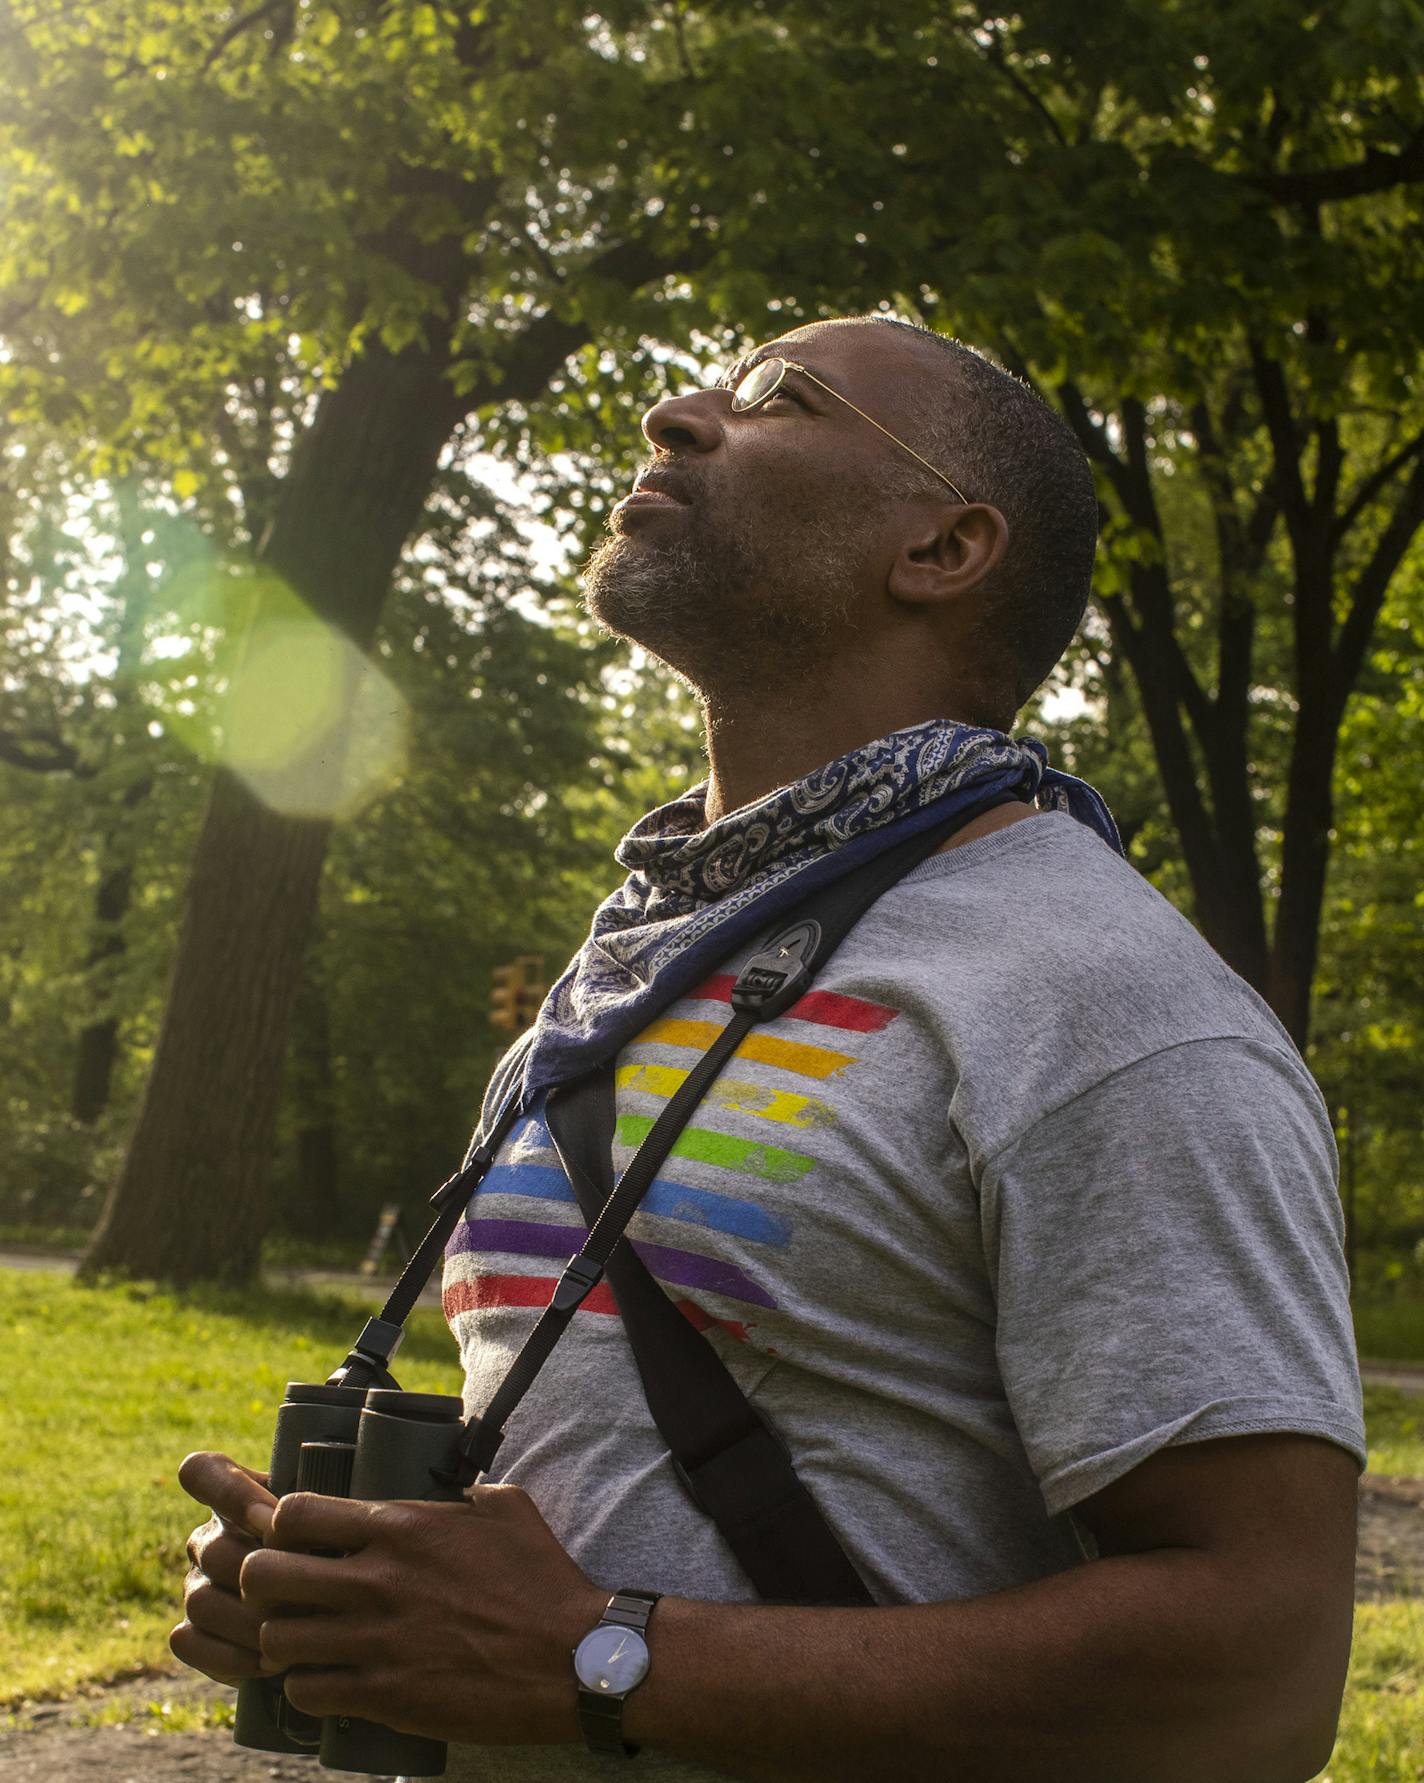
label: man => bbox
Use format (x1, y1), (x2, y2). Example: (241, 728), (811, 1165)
(174, 315), (1365, 1782)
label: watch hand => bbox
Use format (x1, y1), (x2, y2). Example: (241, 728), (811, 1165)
(607, 1636), (630, 1666)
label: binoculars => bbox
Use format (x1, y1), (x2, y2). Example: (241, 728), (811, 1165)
(232, 1380), (471, 1777)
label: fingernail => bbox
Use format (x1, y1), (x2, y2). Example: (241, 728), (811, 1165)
(250, 1504), (274, 1539)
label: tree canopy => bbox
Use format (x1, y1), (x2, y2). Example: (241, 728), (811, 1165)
(2, 0), (1421, 1282)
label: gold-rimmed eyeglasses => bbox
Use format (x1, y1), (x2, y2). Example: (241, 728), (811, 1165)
(727, 356), (971, 506)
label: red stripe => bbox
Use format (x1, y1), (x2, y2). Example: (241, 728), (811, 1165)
(444, 1275), (750, 1343)
(674, 1298), (751, 1344)
(689, 973), (899, 1033)
(444, 1275), (621, 1318)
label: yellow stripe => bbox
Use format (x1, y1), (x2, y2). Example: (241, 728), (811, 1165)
(639, 1018), (858, 1081)
(616, 1063), (837, 1130)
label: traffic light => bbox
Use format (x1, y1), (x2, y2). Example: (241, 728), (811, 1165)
(489, 960), (527, 1033)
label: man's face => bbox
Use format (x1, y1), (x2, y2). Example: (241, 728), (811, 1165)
(580, 318), (944, 695)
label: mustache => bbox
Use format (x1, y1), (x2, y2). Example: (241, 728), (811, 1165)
(631, 458), (702, 506)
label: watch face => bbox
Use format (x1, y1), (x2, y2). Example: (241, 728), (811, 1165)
(574, 1624), (650, 1696)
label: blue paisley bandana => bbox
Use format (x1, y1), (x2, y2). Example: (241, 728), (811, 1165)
(518, 719), (1121, 1102)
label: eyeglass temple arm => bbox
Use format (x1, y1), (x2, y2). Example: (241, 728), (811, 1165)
(791, 365), (971, 505)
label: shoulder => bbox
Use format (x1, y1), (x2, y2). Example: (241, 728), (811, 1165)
(840, 811), (1318, 1157)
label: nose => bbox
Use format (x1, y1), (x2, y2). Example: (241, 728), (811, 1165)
(641, 386), (729, 456)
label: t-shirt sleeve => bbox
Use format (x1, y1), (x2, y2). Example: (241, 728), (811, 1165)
(977, 1035), (1367, 1518)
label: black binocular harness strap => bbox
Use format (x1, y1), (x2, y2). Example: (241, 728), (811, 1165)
(545, 1069), (873, 1606)
(328, 1035), (536, 1392)
(329, 796), (1017, 1604)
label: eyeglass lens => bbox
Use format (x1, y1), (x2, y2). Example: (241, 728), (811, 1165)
(729, 359), (787, 411)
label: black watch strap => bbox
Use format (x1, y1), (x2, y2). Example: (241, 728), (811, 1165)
(575, 1589), (661, 1758)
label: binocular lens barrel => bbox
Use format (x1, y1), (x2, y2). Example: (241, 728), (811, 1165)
(232, 1383), (472, 1777)
(317, 1390), (468, 1778)
(232, 1383), (367, 1756)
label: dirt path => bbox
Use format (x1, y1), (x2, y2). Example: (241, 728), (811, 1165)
(3, 1473), (1419, 1781)
(0, 1670), (381, 1782)
(1355, 1472), (1424, 1602)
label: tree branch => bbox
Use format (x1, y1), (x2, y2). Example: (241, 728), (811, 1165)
(960, 22), (1070, 149)
(455, 231), (714, 412)
(1189, 399), (1256, 723)
(1329, 448), (1424, 726)
(201, 0), (293, 71)
(1056, 380), (1138, 518)
(0, 725), (87, 775)
(1313, 413), (1344, 519)
(1240, 125), (1424, 204)
(1247, 339), (1307, 517)
(1333, 426), (1424, 543)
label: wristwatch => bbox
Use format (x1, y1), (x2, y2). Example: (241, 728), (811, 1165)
(572, 1588), (662, 1757)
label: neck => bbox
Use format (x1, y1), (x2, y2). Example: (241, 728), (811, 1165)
(697, 671), (992, 825)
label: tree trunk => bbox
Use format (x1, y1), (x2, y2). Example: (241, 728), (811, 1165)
(82, 775), (333, 1282)
(285, 940), (343, 1241)
(72, 482), (154, 1124)
(1266, 680), (1339, 1050)
(71, 840), (138, 1123)
(81, 337), (469, 1284)
(1102, 586), (1271, 993)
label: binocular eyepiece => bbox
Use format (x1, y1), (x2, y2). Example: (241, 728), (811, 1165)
(232, 1381), (471, 1777)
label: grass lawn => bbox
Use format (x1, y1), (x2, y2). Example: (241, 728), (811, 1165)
(1, 1269), (1420, 1777)
(0, 1269), (462, 1704)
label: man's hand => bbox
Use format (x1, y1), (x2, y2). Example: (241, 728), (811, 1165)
(239, 1484), (606, 1747)
(171, 1451), (279, 1685)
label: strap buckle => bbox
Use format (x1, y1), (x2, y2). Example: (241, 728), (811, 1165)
(551, 1252), (605, 1313)
(730, 919), (822, 1020)
(324, 1316), (405, 1390)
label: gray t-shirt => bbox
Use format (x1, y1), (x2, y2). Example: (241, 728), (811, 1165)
(438, 812), (1365, 1783)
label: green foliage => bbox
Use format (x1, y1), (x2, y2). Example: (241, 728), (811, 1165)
(1355, 1292), (1424, 1368)
(1362, 1385), (1424, 1478)
(3, 0), (1423, 1258)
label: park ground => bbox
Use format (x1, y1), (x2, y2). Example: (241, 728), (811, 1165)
(1, 1263), (1421, 1780)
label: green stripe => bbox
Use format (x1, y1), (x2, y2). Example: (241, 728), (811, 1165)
(615, 1115), (816, 1183)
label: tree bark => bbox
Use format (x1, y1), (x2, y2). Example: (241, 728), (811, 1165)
(285, 940), (343, 1241)
(72, 482), (154, 1122)
(81, 336), (471, 1284)
(71, 818), (141, 1123)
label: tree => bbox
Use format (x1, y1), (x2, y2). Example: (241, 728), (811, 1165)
(0, 0), (718, 1281)
(512, 0), (1424, 1052)
(873, 2), (1424, 1049)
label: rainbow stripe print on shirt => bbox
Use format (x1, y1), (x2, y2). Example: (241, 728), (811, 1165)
(444, 972), (902, 1344)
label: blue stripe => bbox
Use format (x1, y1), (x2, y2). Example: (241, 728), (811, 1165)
(476, 1160), (791, 1248)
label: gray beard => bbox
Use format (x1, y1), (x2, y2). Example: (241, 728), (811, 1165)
(579, 507), (861, 701)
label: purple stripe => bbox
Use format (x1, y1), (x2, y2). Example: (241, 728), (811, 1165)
(449, 1217), (778, 1311)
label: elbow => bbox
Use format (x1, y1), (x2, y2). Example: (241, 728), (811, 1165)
(1260, 1705), (1345, 1783)
(1218, 1632), (1349, 1783)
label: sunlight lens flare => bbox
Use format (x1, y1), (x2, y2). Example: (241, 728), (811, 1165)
(223, 617), (408, 820)
(159, 564), (408, 820)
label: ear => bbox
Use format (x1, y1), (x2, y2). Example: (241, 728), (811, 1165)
(887, 501), (1009, 608)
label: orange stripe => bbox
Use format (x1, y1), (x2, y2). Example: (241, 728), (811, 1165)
(640, 1017), (858, 1080)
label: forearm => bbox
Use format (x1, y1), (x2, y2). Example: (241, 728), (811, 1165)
(625, 1548), (1327, 1783)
